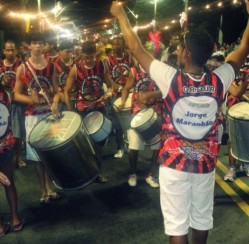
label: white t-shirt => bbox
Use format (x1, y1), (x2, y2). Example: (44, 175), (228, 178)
(149, 60), (235, 98)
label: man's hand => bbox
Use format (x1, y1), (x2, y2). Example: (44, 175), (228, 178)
(110, 1), (124, 18)
(0, 172), (10, 186)
(51, 102), (61, 118)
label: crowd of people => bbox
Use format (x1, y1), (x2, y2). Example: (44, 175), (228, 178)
(1, 1), (249, 242)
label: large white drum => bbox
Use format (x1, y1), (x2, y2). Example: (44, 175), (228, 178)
(113, 93), (132, 142)
(228, 102), (249, 162)
(83, 111), (112, 143)
(130, 108), (162, 145)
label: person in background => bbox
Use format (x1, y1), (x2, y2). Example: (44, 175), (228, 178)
(119, 48), (162, 188)
(43, 38), (58, 63)
(18, 41), (30, 62)
(107, 36), (133, 158)
(14, 32), (61, 204)
(64, 40), (112, 183)
(110, 1), (249, 243)
(119, 38), (164, 188)
(0, 40), (25, 169)
(0, 78), (24, 235)
(54, 40), (75, 111)
(223, 63), (249, 181)
(161, 34), (179, 63)
(73, 45), (82, 63)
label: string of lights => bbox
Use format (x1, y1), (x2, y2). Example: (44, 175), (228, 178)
(6, 0), (245, 38)
(134, 0), (244, 31)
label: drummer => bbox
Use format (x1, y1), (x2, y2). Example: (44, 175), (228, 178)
(14, 32), (61, 204)
(118, 38), (164, 188)
(106, 36), (133, 158)
(223, 62), (249, 182)
(64, 40), (112, 183)
(0, 77), (24, 233)
(0, 40), (25, 169)
(54, 40), (75, 111)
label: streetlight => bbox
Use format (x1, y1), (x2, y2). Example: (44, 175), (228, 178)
(184, 0), (189, 31)
(152, 0), (158, 31)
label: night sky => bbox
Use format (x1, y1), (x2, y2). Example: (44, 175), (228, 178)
(0, 0), (247, 44)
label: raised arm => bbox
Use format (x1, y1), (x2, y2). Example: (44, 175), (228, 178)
(226, 0), (249, 73)
(110, 2), (154, 73)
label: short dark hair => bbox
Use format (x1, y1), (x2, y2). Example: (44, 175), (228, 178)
(4, 40), (15, 48)
(27, 32), (45, 44)
(81, 40), (96, 54)
(181, 29), (214, 67)
(59, 40), (74, 51)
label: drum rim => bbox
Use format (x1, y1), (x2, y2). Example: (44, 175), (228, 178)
(28, 111), (82, 150)
(83, 111), (105, 135)
(113, 96), (132, 111)
(130, 108), (155, 128)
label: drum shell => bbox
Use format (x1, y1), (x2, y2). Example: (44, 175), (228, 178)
(84, 112), (112, 142)
(29, 112), (100, 191)
(113, 95), (132, 143)
(228, 114), (249, 163)
(131, 108), (162, 145)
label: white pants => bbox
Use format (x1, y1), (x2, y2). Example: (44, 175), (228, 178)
(159, 166), (215, 236)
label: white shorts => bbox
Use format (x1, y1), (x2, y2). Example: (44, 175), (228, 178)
(127, 129), (161, 150)
(159, 166), (215, 236)
(25, 113), (51, 162)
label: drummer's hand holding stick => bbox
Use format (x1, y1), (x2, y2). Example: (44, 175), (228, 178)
(51, 92), (61, 119)
(103, 87), (113, 102)
(138, 91), (162, 108)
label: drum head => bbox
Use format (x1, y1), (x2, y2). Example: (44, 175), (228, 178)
(29, 111), (82, 149)
(113, 93), (132, 111)
(83, 111), (104, 134)
(228, 102), (249, 120)
(131, 108), (154, 128)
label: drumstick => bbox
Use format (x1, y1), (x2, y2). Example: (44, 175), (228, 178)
(20, 74), (50, 106)
(114, 70), (129, 83)
(242, 94), (249, 101)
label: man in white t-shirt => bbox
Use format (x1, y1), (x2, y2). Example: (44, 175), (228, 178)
(111, 1), (249, 244)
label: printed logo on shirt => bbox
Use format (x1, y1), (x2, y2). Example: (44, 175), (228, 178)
(81, 75), (103, 101)
(172, 96), (217, 140)
(111, 63), (130, 85)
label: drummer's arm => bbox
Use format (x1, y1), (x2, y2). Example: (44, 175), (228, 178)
(103, 60), (112, 89)
(64, 66), (76, 111)
(228, 81), (249, 98)
(14, 65), (34, 104)
(51, 69), (61, 116)
(121, 70), (134, 107)
(138, 90), (162, 106)
(103, 60), (113, 97)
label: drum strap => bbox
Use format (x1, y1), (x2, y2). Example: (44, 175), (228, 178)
(25, 62), (51, 106)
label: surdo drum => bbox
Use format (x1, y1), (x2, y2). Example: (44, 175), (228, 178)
(113, 93), (132, 142)
(83, 111), (112, 143)
(130, 108), (162, 145)
(28, 111), (100, 190)
(227, 102), (249, 162)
